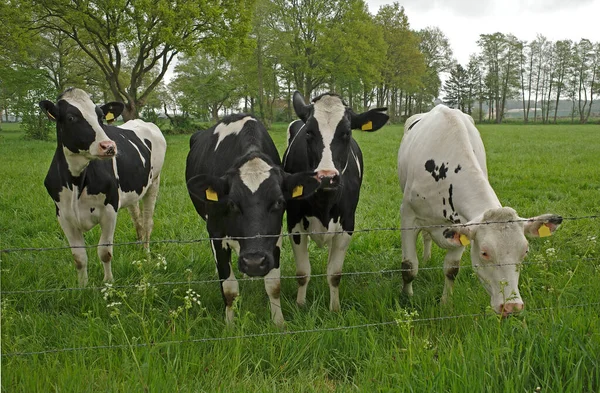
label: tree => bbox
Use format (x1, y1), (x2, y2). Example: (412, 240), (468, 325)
(170, 52), (244, 122)
(552, 40), (573, 123)
(443, 64), (468, 111)
(477, 33), (521, 123)
(375, 3), (425, 120)
(24, 0), (254, 120)
(415, 26), (454, 112)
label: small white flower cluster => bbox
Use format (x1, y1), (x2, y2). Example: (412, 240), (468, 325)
(169, 288), (203, 320)
(136, 281), (151, 292)
(107, 301), (122, 308)
(587, 235), (597, 244)
(545, 248), (556, 257)
(101, 283), (114, 301)
(131, 254), (167, 271)
(155, 254), (167, 271)
(184, 288), (202, 309)
(131, 259), (143, 269)
(395, 308), (419, 325)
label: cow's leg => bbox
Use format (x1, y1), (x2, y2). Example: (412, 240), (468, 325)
(210, 239), (238, 324)
(422, 231), (433, 263)
(264, 268), (284, 327)
(127, 203), (144, 244)
(290, 222), (310, 307)
(58, 217), (88, 286)
(400, 203), (419, 296)
(98, 209), (117, 282)
(327, 232), (352, 312)
(140, 175), (161, 251)
(264, 230), (284, 326)
(441, 247), (465, 304)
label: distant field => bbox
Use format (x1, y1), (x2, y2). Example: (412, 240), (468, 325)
(1, 122), (599, 392)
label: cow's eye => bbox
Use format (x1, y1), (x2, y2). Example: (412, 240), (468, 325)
(481, 251), (490, 259)
(305, 130), (314, 140)
(227, 200), (241, 215)
(67, 114), (77, 123)
(270, 198), (285, 212)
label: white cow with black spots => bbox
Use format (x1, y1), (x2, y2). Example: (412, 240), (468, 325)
(40, 88), (166, 286)
(398, 104), (562, 316)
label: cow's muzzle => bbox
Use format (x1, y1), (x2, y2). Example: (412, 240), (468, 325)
(316, 169), (340, 190)
(238, 252), (271, 277)
(98, 140), (117, 158)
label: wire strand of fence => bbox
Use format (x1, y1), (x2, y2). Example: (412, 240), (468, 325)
(2, 301), (598, 358)
(1, 256), (597, 295)
(1, 214), (598, 255)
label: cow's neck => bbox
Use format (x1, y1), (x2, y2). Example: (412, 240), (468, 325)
(54, 145), (90, 189)
(452, 175), (502, 223)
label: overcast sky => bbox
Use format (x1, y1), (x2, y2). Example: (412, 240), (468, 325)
(366, 0), (600, 65)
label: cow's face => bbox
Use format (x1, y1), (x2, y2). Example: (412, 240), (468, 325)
(445, 208), (562, 316)
(39, 88), (124, 160)
(292, 91), (388, 189)
(187, 156), (319, 276)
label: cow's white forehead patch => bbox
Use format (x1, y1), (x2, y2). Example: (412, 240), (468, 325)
(214, 116), (256, 150)
(60, 88), (101, 128)
(239, 157), (272, 193)
(313, 95), (346, 173)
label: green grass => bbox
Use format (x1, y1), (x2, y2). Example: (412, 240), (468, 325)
(1, 122), (600, 392)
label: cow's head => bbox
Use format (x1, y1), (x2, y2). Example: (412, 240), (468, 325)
(187, 154), (319, 276)
(292, 91), (388, 189)
(39, 88), (124, 160)
(443, 207), (562, 316)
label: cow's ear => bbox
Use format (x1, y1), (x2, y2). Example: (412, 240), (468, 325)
(350, 108), (389, 132)
(187, 174), (229, 203)
(523, 214), (563, 238)
(442, 225), (473, 247)
(293, 91), (311, 123)
(39, 100), (58, 122)
(100, 102), (125, 124)
(282, 172), (320, 200)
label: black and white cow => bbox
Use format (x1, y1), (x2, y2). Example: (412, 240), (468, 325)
(185, 114), (318, 326)
(283, 92), (389, 311)
(40, 88), (167, 286)
(398, 105), (562, 315)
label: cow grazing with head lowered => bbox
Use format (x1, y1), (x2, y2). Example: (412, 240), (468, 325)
(40, 88), (166, 286)
(283, 91), (389, 311)
(185, 114), (318, 326)
(398, 105), (562, 316)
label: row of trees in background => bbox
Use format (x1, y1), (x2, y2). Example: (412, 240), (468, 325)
(443, 33), (600, 124)
(1, 0), (599, 139)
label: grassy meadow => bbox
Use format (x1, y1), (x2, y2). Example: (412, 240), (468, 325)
(1, 120), (599, 392)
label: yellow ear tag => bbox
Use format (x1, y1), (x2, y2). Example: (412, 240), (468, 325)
(292, 185), (303, 198)
(105, 112), (115, 121)
(538, 224), (551, 237)
(205, 187), (218, 202)
(459, 234), (470, 246)
(361, 121), (373, 131)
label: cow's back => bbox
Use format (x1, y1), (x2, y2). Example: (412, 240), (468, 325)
(104, 120), (166, 208)
(187, 115), (280, 179)
(398, 105), (487, 191)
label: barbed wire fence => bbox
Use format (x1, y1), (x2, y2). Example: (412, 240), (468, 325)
(1, 215), (599, 358)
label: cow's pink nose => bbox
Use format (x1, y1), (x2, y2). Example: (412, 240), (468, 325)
(500, 302), (524, 317)
(99, 140), (117, 156)
(316, 169), (339, 180)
